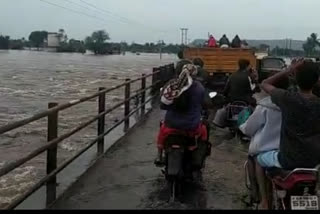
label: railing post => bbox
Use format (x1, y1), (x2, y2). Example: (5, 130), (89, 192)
(170, 63), (175, 79)
(151, 67), (157, 96)
(97, 87), (106, 155)
(46, 102), (58, 207)
(159, 66), (166, 89)
(165, 64), (170, 82)
(124, 79), (131, 132)
(141, 74), (146, 116)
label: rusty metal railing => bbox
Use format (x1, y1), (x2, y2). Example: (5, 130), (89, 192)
(0, 63), (175, 209)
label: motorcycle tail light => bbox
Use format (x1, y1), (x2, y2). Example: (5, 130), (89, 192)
(277, 190), (287, 199)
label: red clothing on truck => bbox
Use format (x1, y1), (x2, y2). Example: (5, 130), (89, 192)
(208, 35), (217, 47)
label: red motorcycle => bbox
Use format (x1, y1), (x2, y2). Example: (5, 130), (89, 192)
(245, 162), (320, 210)
(266, 166), (320, 210)
(163, 133), (211, 201)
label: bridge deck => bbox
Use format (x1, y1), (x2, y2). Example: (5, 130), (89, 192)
(52, 108), (248, 210)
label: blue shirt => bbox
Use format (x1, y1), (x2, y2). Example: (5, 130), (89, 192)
(161, 81), (205, 130)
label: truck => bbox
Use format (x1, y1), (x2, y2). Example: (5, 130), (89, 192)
(183, 47), (257, 91)
(183, 47), (286, 91)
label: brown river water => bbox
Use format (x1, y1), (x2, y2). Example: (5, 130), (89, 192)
(0, 50), (176, 208)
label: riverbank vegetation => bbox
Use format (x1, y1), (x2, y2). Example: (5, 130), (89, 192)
(0, 29), (182, 55)
(1, 30), (319, 57)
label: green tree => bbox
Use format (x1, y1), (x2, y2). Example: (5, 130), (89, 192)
(28, 31), (48, 49)
(0, 35), (10, 49)
(85, 30), (110, 54)
(10, 39), (24, 50)
(303, 33), (320, 56)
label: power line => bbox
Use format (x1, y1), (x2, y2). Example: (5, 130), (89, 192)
(79, 0), (142, 26)
(40, 0), (174, 42)
(62, 0), (130, 25)
(39, 0), (108, 25)
(79, 0), (167, 33)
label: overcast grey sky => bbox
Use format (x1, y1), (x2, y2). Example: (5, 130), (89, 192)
(1, 0), (320, 44)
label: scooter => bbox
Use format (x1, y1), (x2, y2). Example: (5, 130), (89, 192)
(211, 92), (252, 143)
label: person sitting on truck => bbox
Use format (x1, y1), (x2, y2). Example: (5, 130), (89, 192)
(175, 50), (192, 76)
(219, 34), (230, 48)
(154, 64), (209, 165)
(208, 35), (217, 48)
(256, 59), (320, 209)
(223, 59), (255, 104)
(231, 35), (242, 48)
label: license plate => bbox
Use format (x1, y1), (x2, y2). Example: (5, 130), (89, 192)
(291, 196), (319, 210)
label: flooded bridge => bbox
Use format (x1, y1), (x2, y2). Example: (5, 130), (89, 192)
(51, 108), (248, 210)
(0, 62), (248, 210)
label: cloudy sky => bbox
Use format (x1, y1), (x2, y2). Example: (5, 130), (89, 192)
(1, 0), (320, 44)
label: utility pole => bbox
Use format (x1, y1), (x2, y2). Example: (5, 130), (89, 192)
(180, 28), (188, 46)
(158, 40), (164, 60)
(289, 39), (292, 50)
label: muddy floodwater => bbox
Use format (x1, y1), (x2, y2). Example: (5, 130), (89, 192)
(0, 50), (176, 208)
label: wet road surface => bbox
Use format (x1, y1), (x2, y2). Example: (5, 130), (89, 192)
(52, 108), (249, 210)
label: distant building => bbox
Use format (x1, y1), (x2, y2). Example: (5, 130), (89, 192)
(46, 32), (60, 52)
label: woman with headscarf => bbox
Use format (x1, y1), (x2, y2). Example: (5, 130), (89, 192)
(155, 64), (209, 164)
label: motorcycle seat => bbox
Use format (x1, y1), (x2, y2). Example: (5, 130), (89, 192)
(266, 167), (317, 190)
(266, 167), (291, 179)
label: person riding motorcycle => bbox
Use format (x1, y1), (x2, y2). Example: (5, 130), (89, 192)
(223, 59), (256, 105)
(154, 64), (210, 165)
(239, 74), (290, 205)
(256, 59), (320, 209)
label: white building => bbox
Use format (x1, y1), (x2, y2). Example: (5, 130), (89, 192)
(46, 32), (60, 52)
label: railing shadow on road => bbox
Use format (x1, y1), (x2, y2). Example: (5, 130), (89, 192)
(0, 63), (175, 210)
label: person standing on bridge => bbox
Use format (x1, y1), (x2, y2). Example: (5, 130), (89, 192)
(154, 64), (209, 165)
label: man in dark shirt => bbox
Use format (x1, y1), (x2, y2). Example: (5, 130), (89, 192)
(223, 59), (255, 104)
(193, 58), (209, 87)
(255, 59), (320, 209)
(175, 51), (191, 76)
